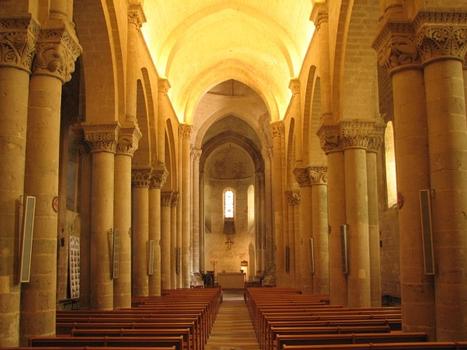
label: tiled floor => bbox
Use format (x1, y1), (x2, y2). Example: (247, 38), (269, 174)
(205, 290), (260, 350)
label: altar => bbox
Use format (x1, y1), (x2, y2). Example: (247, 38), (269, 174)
(216, 272), (245, 289)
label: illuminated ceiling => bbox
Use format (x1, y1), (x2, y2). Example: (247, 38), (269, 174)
(142, 0), (315, 123)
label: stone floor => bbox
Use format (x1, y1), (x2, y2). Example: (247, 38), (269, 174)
(205, 290), (260, 350)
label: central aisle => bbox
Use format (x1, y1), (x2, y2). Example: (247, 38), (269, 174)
(205, 290), (260, 350)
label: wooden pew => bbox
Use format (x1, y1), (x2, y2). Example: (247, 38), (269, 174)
(281, 342), (467, 350)
(275, 332), (427, 350)
(1, 347), (176, 350)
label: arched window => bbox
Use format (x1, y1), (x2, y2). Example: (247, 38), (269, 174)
(385, 121), (398, 208)
(223, 189), (234, 219)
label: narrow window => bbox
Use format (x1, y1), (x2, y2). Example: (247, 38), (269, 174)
(224, 189), (234, 219)
(385, 121), (398, 208)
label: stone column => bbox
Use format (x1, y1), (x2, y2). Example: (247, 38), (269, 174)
(132, 168), (151, 297)
(148, 164), (167, 296)
(126, 3), (145, 123)
(374, 19), (435, 338)
(84, 124), (118, 309)
(191, 148), (202, 273)
(367, 127), (384, 307)
(318, 124), (347, 305)
(341, 120), (372, 308)
(286, 190), (300, 286)
(0, 17), (38, 347)
(309, 167), (330, 295)
(179, 124), (192, 287)
(161, 191), (172, 290)
(176, 197), (183, 288)
(293, 168), (313, 292)
(270, 121), (285, 286)
(255, 171), (265, 275)
(416, 16), (467, 340)
(21, 23), (80, 342)
(170, 192), (179, 288)
(114, 127), (140, 308)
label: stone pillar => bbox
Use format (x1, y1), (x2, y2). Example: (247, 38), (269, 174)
(191, 148), (202, 273)
(170, 192), (179, 288)
(0, 17), (38, 347)
(293, 168), (313, 292)
(309, 167), (330, 295)
(113, 127), (140, 308)
(84, 124), (119, 309)
(271, 121), (285, 286)
(132, 168), (151, 297)
(341, 121), (372, 308)
(21, 24), (80, 342)
(367, 128), (384, 307)
(126, 3), (145, 123)
(318, 124), (347, 305)
(374, 19), (435, 338)
(255, 171), (265, 275)
(179, 124), (192, 287)
(286, 190), (300, 286)
(161, 191), (172, 290)
(148, 164), (167, 296)
(416, 16), (467, 340)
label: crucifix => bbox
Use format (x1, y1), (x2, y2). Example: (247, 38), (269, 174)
(225, 237), (234, 249)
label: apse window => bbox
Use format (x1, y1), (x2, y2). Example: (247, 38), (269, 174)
(385, 121), (398, 208)
(224, 189), (234, 219)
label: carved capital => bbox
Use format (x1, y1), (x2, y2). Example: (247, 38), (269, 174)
(179, 124), (192, 140)
(309, 166), (328, 185)
(286, 190), (301, 206)
(367, 117), (386, 153)
(171, 191), (179, 207)
(158, 78), (171, 94)
(318, 123), (341, 154)
(293, 167), (312, 187)
(0, 16), (40, 72)
(83, 123), (118, 153)
(191, 148), (202, 160)
(161, 191), (173, 207)
(132, 168), (151, 188)
(340, 120), (374, 149)
(374, 21), (421, 74)
(128, 4), (146, 29)
(310, 4), (328, 31)
(270, 121), (284, 139)
(414, 12), (467, 64)
(150, 162), (168, 189)
(289, 78), (300, 95)
(33, 20), (82, 82)
(116, 126), (141, 156)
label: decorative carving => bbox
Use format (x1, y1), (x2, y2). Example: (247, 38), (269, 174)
(158, 78), (171, 94)
(367, 117), (386, 153)
(317, 123), (341, 154)
(311, 3), (328, 31)
(179, 124), (192, 140)
(286, 190), (301, 206)
(161, 191), (173, 207)
(33, 21), (82, 82)
(340, 120), (374, 149)
(374, 21), (421, 74)
(289, 78), (300, 95)
(171, 191), (179, 207)
(116, 126), (141, 156)
(309, 166), (328, 185)
(150, 163), (168, 189)
(191, 148), (202, 160)
(128, 4), (146, 29)
(270, 121), (284, 139)
(0, 16), (39, 72)
(132, 168), (151, 188)
(83, 123), (118, 153)
(414, 12), (467, 63)
(293, 167), (312, 187)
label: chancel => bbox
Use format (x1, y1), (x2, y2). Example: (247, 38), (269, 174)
(0, 0), (466, 349)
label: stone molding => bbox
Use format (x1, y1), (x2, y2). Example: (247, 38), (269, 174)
(132, 168), (151, 188)
(289, 78), (300, 95)
(128, 3), (146, 29)
(286, 190), (301, 206)
(33, 20), (82, 83)
(150, 163), (168, 189)
(171, 191), (179, 207)
(310, 3), (328, 31)
(309, 166), (328, 185)
(179, 124), (192, 140)
(373, 21), (421, 74)
(318, 119), (384, 153)
(270, 121), (284, 139)
(161, 191), (173, 207)
(83, 123), (118, 153)
(293, 167), (312, 187)
(116, 126), (141, 156)
(158, 78), (171, 94)
(0, 16), (40, 72)
(191, 147), (202, 160)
